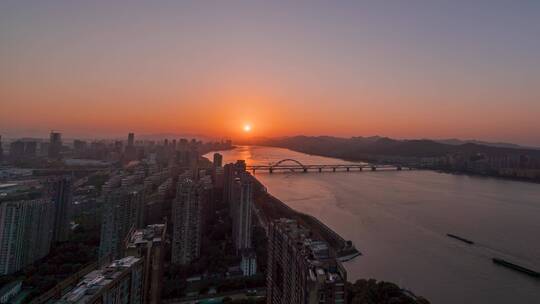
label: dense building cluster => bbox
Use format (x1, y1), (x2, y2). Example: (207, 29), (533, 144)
(0, 131), (355, 304)
(0, 132), (233, 302)
(0, 131), (232, 166)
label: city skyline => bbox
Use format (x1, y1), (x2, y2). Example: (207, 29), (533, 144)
(1, 131), (539, 303)
(1, 1), (540, 145)
(2, 2), (540, 303)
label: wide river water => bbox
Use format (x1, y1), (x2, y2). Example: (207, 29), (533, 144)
(205, 146), (540, 304)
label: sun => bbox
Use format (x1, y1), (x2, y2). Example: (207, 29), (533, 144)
(243, 124), (252, 132)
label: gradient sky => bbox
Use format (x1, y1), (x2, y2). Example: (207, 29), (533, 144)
(1, 0), (539, 145)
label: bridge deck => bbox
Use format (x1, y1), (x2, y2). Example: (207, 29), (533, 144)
(246, 164), (410, 173)
(241, 158), (411, 173)
(247, 164), (393, 169)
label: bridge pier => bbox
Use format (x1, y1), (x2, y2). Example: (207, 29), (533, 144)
(333, 167), (336, 172)
(346, 167), (350, 172)
(303, 168), (308, 173)
(318, 168), (322, 173)
(371, 166), (376, 171)
(359, 167), (363, 171)
(269, 168), (273, 174)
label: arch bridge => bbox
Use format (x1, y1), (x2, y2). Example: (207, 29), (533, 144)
(246, 158), (411, 174)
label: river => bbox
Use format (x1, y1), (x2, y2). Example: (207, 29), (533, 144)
(205, 145), (540, 304)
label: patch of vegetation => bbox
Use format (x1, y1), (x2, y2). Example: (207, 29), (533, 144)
(347, 279), (430, 304)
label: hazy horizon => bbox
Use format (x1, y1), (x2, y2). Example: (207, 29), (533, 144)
(2, 130), (539, 150)
(2, 1), (540, 145)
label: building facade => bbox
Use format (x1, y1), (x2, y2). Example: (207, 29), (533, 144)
(125, 224), (167, 304)
(213, 153), (223, 168)
(266, 219), (347, 304)
(0, 199), (54, 275)
(231, 172), (253, 253)
(223, 160), (246, 208)
(240, 250), (257, 277)
(171, 176), (201, 265)
(48, 131), (62, 159)
(50, 176), (73, 243)
(99, 186), (145, 261)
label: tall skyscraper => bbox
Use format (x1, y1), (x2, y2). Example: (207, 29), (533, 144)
(49, 176), (73, 243)
(48, 131), (62, 159)
(99, 186), (145, 261)
(213, 153), (223, 168)
(231, 172), (253, 253)
(266, 219), (347, 304)
(171, 176), (202, 265)
(125, 132), (137, 162)
(0, 199), (55, 275)
(223, 161), (253, 251)
(125, 224), (167, 304)
(128, 132), (135, 147)
(223, 161), (256, 276)
(0, 135), (3, 162)
(57, 256), (143, 304)
(223, 160), (247, 207)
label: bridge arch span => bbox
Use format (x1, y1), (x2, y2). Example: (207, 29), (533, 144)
(271, 158), (306, 169)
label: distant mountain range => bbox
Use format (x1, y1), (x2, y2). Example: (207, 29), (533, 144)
(244, 136), (540, 160)
(432, 138), (539, 150)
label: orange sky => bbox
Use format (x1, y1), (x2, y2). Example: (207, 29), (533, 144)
(1, 1), (539, 145)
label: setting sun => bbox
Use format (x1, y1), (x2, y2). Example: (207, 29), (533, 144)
(243, 124), (252, 132)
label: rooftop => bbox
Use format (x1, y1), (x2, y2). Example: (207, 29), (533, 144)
(274, 218), (345, 284)
(307, 240), (331, 260)
(127, 224), (166, 247)
(0, 279), (22, 296)
(58, 257), (141, 304)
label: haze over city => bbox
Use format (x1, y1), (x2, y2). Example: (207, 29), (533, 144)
(2, 0), (540, 145)
(1, 2), (540, 304)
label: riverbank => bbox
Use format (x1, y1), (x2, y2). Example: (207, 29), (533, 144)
(434, 168), (540, 184)
(248, 174), (431, 303)
(249, 175), (360, 260)
(258, 144), (540, 184)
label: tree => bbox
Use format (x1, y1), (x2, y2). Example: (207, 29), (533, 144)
(347, 279), (430, 304)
